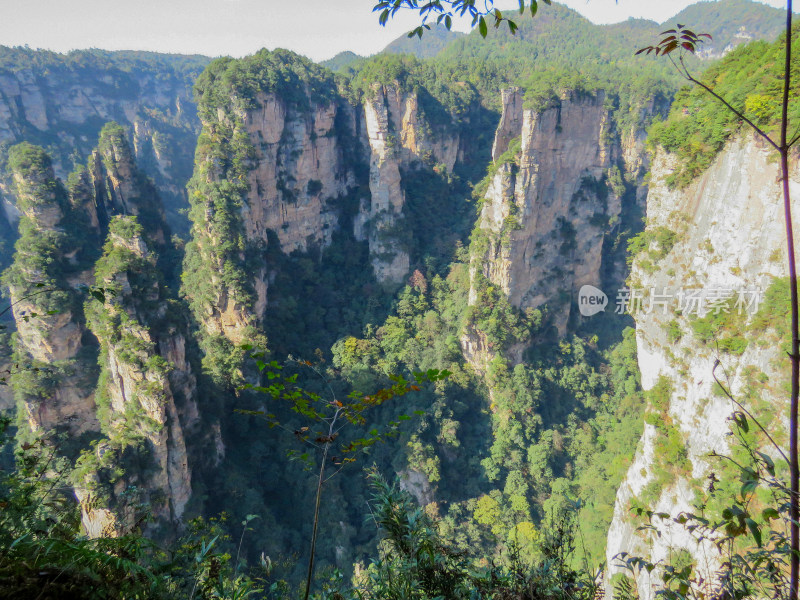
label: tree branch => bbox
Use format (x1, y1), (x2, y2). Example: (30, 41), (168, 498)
(676, 55), (780, 151)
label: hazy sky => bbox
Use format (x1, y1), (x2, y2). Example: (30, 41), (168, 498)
(0, 0), (788, 62)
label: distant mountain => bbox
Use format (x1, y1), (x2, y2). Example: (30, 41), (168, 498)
(381, 23), (465, 58)
(321, 50), (363, 72)
(435, 0), (785, 69)
(664, 0), (786, 57)
(321, 25), (464, 71)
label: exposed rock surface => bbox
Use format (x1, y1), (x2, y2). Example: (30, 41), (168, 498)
(463, 90), (629, 373)
(2, 138), (200, 538)
(0, 50), (206, 235)
(362, 85), (460, 285)
(242, 92), (351, 253)
(605, 134), (800, 598)
(185, 60), (464, 357)
(4, 148), (98, 436)
(83, 219), (196, 532)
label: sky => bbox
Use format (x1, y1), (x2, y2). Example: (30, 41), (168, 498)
(0, 0), (788, 63)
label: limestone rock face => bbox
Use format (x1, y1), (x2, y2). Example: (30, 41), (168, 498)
(83, 221), (197, 533)
(0, 53), (204, 234)
(464, 90), (620, 372)
(186, 69), (463, 352)
(87, 124), (170, 244)
(605, 135), (800, 598)
(5, 151), (99, 436)
(242, 92), (350, 254)
(362, 85), (460, 285)
(184, 80), (360, 349)
(491, 88), (524, 161)
(3, 139), (199, 539)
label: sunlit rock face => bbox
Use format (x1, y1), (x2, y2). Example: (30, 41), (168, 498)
(362, 84), (460, 285)
(605, 134), (800, 599)
(464, 87), (650, 374)
(83, 222), (196, 534)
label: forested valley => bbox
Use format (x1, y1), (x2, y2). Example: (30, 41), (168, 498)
(0, 1), (798, 598)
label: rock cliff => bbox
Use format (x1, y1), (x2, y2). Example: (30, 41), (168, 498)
(361, 84), (460, 285)
(0, 48), (207, 236)
(463, 89), (627, 371)
(605, 134), (800, 598)
(1, 136), (200, 537)
(183, 51), (466, 381)
(182, 51), (355, 361)
(82, 216), (196, 532)
(2, 143), (98, 437)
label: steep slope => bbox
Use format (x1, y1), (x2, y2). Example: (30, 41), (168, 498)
(1, 133), (201, 537)
(667, 0), (786, 58)
(462, 84), (661, 370)
(81, 216), (196, 535)
(181, 51), (350, 381)
(605, 135), (799, 598)
(0, 47), (208, 236)
(182, 49), (471, 383)
(438, 0), (783, 69)
(361, 82), (461, 283)
(1, 143), (99, 439)
(604, 25), (800, 597)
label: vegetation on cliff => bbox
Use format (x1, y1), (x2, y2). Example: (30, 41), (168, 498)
(0, 2), (797, 598)
(649, 23), (800, 187)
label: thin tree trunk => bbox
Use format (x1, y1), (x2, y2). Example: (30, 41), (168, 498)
(780, 5), (798, 600)
(304, 442), (328, 600)
(784, 148), (798, 600)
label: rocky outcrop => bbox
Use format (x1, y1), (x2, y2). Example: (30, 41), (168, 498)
(2, 143), (98, 436)
(491, 88), (523, 160)
(2, 139), (199, 538)
(362, 85), (460, 285)
(605, 134), (800, 598)
(183, 51), (465, 363)
(87, 122), (169, 245)
(82, 217), (196, 532)
(241, 92), (352, 253)
(182, 53), (360, 354)
(464, 89), (620, 370)
(0, 48), (206, 235)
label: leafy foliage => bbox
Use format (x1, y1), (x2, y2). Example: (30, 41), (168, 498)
(647, 24), (800, 187)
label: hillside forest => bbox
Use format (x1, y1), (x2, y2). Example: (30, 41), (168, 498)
(0, 1), (798, 598)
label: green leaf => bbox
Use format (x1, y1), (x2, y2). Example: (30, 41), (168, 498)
(746, 518), (762, 547)
(740, 479), (759, 496)
(762, 507), (780, 522)
(530, 0), (538, 16)
(478, 16), (487, 37)
(733, 412), (749, 433)
(756, 451), (775, 476)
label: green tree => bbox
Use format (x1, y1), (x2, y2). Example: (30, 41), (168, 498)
(237, 354), (449, 600)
